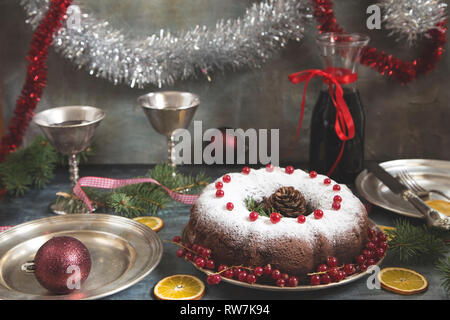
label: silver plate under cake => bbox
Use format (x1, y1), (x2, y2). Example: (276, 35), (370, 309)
(0, 214), (163, 300)
(355, 159), (450, 219)
(186, 219), (384, 292)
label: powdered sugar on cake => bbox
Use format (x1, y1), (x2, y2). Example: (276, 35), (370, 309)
(193, 166), (366, 245)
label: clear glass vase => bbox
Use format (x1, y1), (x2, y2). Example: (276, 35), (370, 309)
(309, 33), (370, 184)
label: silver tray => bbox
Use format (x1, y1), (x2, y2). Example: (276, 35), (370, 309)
(356, 159), (450, 219)
(186, 219), (384, 291)
(0, 214), (163, 300)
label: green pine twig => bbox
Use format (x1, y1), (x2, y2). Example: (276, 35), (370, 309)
(436, 257), (450, 295)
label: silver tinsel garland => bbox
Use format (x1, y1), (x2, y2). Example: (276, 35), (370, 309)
(21, 0), (313, 88)
(379, 0), (447, 46)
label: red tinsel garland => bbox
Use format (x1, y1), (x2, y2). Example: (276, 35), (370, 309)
(312, 0), (447, 84)
(0, 0), (72, 162)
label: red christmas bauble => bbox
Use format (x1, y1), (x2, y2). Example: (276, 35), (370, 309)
(34, 236), (91, 294)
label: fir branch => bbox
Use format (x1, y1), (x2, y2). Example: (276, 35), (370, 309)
(436, 257), (450, 295)
(55, 164), (210, 217)
(386, 219), (449, 264)
(244, 197), (272, 217)
(0, 136), (57, 196)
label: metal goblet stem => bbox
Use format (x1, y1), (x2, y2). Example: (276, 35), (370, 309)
(68, 154), (80, 187)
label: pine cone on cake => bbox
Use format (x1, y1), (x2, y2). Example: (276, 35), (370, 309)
(263, 186), (307, 218)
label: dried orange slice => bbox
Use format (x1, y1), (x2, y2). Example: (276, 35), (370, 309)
(378, 225), (396, 240)
(378, 267), (428, 295)
(425, 200), (450, 217)
(133, 216), (164, 232)
(154, 275), (205, 300)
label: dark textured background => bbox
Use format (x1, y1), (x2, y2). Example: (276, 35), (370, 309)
(0, 0), (449, 164)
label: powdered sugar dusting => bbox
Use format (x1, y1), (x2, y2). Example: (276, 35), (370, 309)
(193, 167), (367, 245)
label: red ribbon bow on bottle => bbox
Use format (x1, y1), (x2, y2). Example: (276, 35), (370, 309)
(288, 67), (357, 176)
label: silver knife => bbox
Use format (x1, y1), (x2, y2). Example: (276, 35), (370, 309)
(367, 162), (450, 230)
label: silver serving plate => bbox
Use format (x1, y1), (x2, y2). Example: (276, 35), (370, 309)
(356, 159), (450, 219)
(188, 219), (384, 291)
(0, 214), (163, 300)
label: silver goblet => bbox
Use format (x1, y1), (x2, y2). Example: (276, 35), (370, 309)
(138, 91), (200, 168)
(33, 106), (105, 214)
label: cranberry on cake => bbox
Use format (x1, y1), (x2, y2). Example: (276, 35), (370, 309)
(182, 166), (369, 281)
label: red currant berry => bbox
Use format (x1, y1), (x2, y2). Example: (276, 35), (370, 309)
(238, 271), (248, 282)
(309, 171), (318, 178)
(266, 164), (274, 172)
(310, 275), (321, 285)
(359, 264), (368, 272)
(233, 267), (242, 278)
(314, 209), (324, 219)
(222, 175), (231, 183)
(215, 181), (223, 189)
(327, 256), (338, 268)
(324, 178), (331, 185)
(332, 202), (341, 210)
(337, 270), (346, 281)
(270, 212), (281, 224)
(213, 274), (221, 284)
(371, 236), (379, 244)
(224, 269), (234, 279)
(320, 274), (331, 284)
(202, 248), (212, 258)
(263, 264), (272, 275)
(367, 259), (376, 266)
(249, 211), (259, 222)
(242, 166), (251, 174)
(185, 252), (194, 261)
(328, 268), (339, 282)
(378, 241), (388, 251)
(281, 273), (289, 281)
(333, 195), (342, 203)
(176, 248), (186, 258)
(377, 232), (387, 242)
(317, 264), (329, 272)
(172, 236), (181, 243)
(376, 248), (385, 259)
(246, 273), (257, 284)
(207, 274), (217, 285)
(356, 255), (366, 265)
(368, 228), (377, 238)
(254, 267), (264, 277)
(333, 184), (341, 191)
(362, 249), (372, 259)
(297, 215), (306, 224)
(271, 269), (281, 280)
(226, 202), (234, 211)
(277, 279), (286, 287)
(218, 264), (227, 272)
(192, 244), (199, 252)
(366, 241), (376, 250)
(206, 260), (215, 270)
(285, 166), (295, 174)
(215, 189), (224, 198)
(288, 276), (299, 287)
(344, 264), (355, 275)
(196, 245), (204, 254)
(195, 257), (206, 268)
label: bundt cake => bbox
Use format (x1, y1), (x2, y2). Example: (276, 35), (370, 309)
(182, 166), (369, 281)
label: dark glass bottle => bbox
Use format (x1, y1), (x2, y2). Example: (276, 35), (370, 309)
(309, 88), (365, 184)
(309, 33), (369, 184)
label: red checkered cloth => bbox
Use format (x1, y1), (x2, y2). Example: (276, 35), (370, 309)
(73, 176), (200, 213)
(0, 226), (12, 232)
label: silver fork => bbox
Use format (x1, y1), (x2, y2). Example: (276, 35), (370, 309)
(397, 171), (450, 201)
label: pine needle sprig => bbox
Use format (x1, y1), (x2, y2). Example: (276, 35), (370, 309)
(386, 219), (449, 264)
(0, 136), (58, 196)
(54, 164), (210, 217)
(244, 197), (272, 217)
(436, 257), (450, 295)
